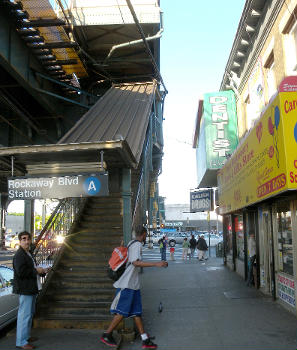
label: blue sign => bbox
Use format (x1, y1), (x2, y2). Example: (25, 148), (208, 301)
(83, 176), (101, 196)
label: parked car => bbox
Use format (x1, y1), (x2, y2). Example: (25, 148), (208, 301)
(5, 233), (16, 247)
(0, 265), (19, 330)
(198, 233), (223, 246)
(10, 236), (20, 249)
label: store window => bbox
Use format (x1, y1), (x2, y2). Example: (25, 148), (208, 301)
(277, 207), (293, 276)
(225, 215), (232, 255)
(264, 51), (276, 101)
(235, 214), (244, 260)
(283, 17), (297, 75)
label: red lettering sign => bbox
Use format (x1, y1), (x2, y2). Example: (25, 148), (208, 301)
(257, 174), (286, 198)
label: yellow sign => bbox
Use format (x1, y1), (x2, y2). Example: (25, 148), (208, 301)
(218, 92), (297, 214)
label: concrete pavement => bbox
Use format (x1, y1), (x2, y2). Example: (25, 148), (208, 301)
(1, 248), (297, 350)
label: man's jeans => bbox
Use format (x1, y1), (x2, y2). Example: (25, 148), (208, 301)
(16, 294), (37, 347)
(161, 248), (166, 261)
(247, 255), (256, 286)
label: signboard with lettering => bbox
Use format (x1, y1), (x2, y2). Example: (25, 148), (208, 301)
(203, 91), (239, 169)
(8, 173), (109, 199)
(190, 189), (213, 212)
(196, 90), (239, 187)
(218, 91), (297, 214)
(277, 274), (296, 307)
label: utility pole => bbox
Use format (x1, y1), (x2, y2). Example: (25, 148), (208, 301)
(207, 211), (211, 257)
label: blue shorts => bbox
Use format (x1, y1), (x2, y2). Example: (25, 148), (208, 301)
(110, 288), (142, 318)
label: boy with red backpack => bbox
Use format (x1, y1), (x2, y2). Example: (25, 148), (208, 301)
(100, 226), (168, 349)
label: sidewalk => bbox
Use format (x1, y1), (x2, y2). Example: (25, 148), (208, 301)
(1, 255), (297, 350)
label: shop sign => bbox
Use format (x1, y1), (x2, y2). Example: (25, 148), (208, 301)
(277, 274), (296, 307)
(279, 76), (297, 92)
(190, 189), (213, 212)
(7, 173), (109, 199)
(203, 90), (239, 169)
(165, 222), (183, 227)
(218, 91), (297, 214)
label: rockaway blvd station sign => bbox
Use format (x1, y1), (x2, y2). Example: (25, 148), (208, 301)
(8, 173), (109, 199)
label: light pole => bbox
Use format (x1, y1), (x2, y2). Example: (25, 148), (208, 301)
(207, 211), (211, 257)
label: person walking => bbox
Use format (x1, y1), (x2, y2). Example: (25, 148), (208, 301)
(159, 236), (167, 261)
(182, 237), (190, 261)
(169, 246), (175, 261)
(13, 231), (48, 350)
(100, 226), (168, 349)
(189, 234), (197, 259)
(197, 235), (208, 261)
(247, 232), (256, 287)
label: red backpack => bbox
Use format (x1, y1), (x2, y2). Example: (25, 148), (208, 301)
(107, 240), (137, 281)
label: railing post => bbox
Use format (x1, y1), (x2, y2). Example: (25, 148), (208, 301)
(122, 168), (132, 245)
(24, 200), (34, 235)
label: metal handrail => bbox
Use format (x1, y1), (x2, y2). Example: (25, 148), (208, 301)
(33, 197), (86, 267)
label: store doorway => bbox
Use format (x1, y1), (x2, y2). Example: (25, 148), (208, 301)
(262, 210), (275, 298)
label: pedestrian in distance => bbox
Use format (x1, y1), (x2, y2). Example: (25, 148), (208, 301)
(100, 225), (168, 349)
(182, 237), (190, 260)
(169, 246), (175, 261)
(13, 231), (49, 349)
(189, 234), (197, 260)
(247, 232), (256, 287)
(159, 235), (167, 261)
(197, 235), (208, 261)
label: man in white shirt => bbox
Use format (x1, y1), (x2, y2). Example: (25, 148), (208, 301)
(100, 226), (168, 349)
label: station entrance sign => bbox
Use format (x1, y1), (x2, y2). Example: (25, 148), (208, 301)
(8, 173), (109, 199)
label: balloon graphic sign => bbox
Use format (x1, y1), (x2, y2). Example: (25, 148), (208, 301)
(294, 122), (297, 143)
(267, 105), (280, 168)
(268, 117), (274, 135)
(274, 106), (280, 130)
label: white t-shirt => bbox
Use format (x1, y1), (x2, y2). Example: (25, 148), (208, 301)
(248, 236), (256, 257)
(113, 240), (142, 290)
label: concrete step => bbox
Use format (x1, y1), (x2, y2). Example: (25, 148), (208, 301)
(54, 266), (109, 278)
(62, 249), (111, 259)
(82, 215), (122, 223)
(63, 245), (113, 255)
(50, 279), (113, 289)
(45, 288), (114, 302)
(59, 259), (107, 268)
(33, 315), (114, 329)
(86, 200), (121, 209)
(39, 304), (111, 316)
(71, 230), (123, 238)
(84, 208), (122, 216)
(79, 221), (122, 229)
(70, 236), (122, 246)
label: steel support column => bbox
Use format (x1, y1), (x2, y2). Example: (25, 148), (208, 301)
(121, 168), (134, 336)
(24, 200), (34, 235)
(122, 168), (132, 245)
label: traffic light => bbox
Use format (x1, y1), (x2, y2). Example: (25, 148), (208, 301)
(161, 223), (165, 228)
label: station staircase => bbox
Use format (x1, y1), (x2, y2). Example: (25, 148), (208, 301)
(34, 193), (123, 329)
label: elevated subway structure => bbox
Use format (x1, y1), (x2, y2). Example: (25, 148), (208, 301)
(0, 0), (166, 328)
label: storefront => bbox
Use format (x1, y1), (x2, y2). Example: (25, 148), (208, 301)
(218, 90), (297, 314)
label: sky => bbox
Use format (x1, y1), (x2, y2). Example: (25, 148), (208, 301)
(158, 0), (246, 204)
